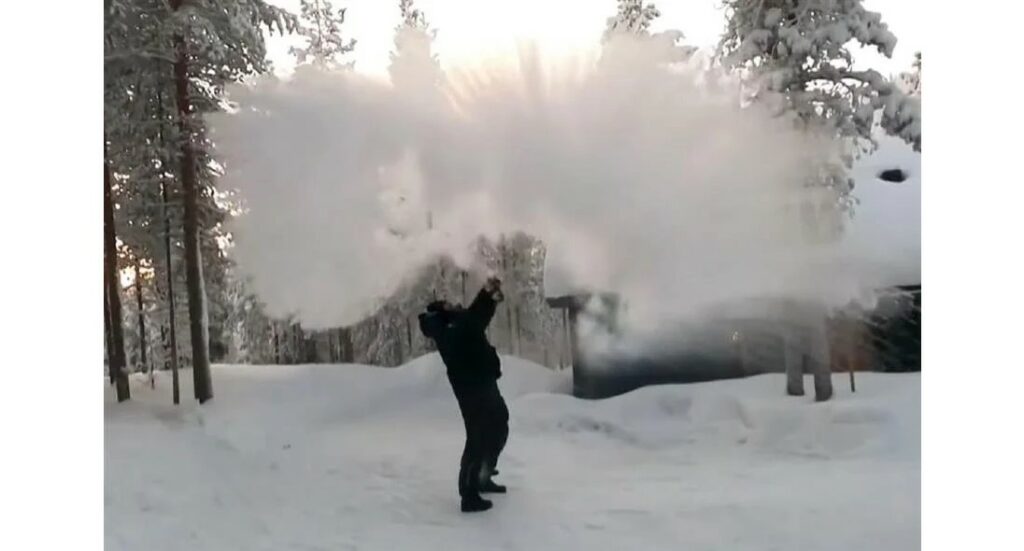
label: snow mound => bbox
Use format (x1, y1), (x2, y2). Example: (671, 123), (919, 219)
(108, 354), (568, 429)
(514, 373), (919, 460)
(107, 361), (918, 551)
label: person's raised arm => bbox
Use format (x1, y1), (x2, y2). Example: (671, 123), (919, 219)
(466, 277), (503, 330)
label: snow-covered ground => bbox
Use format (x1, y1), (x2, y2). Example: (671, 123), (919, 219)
(105, 356), (919, 550)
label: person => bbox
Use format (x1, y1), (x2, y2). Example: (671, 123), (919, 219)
(418, 277), (510, 513)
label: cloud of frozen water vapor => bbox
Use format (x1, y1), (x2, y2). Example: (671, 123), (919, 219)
(209, 35), (853, 332)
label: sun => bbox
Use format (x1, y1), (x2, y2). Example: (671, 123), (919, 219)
(428, 0), (609, 71)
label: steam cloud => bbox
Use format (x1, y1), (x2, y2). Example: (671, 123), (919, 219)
(209, 36), (868, 333)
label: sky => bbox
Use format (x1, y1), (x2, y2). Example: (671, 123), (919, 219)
(266, 0), (923, 79)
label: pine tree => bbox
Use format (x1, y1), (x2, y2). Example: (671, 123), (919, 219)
(105, 0), (178, 391)
(105, 0), (296, 401)
(154, 89), (182, 402)
(883, 51), (921, 151)
(171, 0), (211, 402)
(291, 0), (357, 68)
(220, 275), (279, 364)
(389, 0), (442, 91)
(604, 0), (662, 38)
(601, 0), (695, 65)
(716, 1), (916, 395)
(899, 51), (921, 96)
(718, 0), (921, 197)
(172, 0), (295, 402)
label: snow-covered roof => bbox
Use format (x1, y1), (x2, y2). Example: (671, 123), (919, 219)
(841, 135), (921, 287)
(543, 136), (922, 299)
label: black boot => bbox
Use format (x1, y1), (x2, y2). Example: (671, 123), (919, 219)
(461, 495), (493, 513)
(480, 479), (506, 493)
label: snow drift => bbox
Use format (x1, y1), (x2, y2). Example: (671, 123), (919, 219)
(106, 355), (919, 550)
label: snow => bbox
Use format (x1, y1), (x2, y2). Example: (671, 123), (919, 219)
(843, 134), (921, 287)
(106, 356), (919, 550)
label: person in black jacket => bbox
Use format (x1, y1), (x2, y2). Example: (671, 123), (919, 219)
(419, 277), (510, 513)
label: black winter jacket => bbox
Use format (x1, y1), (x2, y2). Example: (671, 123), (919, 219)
(418, 289), (501, 386)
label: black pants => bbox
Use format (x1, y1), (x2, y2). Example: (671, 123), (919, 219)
(452, 378), (509, 498)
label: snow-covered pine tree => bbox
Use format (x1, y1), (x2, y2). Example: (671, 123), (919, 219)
(398, 0), (427, 30)
(899, 51), (921, 96)
(168, 0), (296, 402)
(105, 0), (170, 402)
(261, 0), (361, 365)
(352, 299), (407, 366)
(718, 0), (921, 207)
(106, 83), (172, 382)
(121, 255), (151, 378)
(342, 5), (449, 367)
(493, 235), (530, 356)
(219, 275), (278, 364)
(105, 0), (296, 401)
(507, 234), (560, 362)
(290, 0), (357, 68)
(601, 0), (695, 66)
(457, 234), (554, 364)
(604, 0), (661, 38)
(103, 45), (188, 395)
(388, 0), (442, 92)
(883, 51), (921, 151)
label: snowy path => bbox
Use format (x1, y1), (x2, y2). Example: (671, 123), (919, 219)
(105, 357), (919, 550)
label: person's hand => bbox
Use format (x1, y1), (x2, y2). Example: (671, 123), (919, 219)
(485, 277), (504, 302)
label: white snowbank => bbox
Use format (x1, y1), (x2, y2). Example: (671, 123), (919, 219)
(516, 372), (919, 460)
(106, 356), (918, 550)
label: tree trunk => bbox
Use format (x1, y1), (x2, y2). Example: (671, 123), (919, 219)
(507, 301), (516, 352)
(849, 360), (857, 393)
(104, 158), (130, 402)
(170, 5), (213, 402)
(156, 89), (181, 405)
(104, 285), (115, 385)
(514, 305), (522, 356)
(134, 259), (149, 375)
(810, 314), (833, 402)
(461, 271), (467, 304)
(335, 328), (343, 362)
(784, 334), (805, 397)
(406, 317), (413, 357)
(813, 358), (833, 401)
(293, 324), (303, 363)
(161, 179), (181, 405)
(328, 329), (337, 362)
(160, 323), (168, 370)
(273, 323), (281, 364)
(340, 327), (353, 363)
(562, 308), (572, 369)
